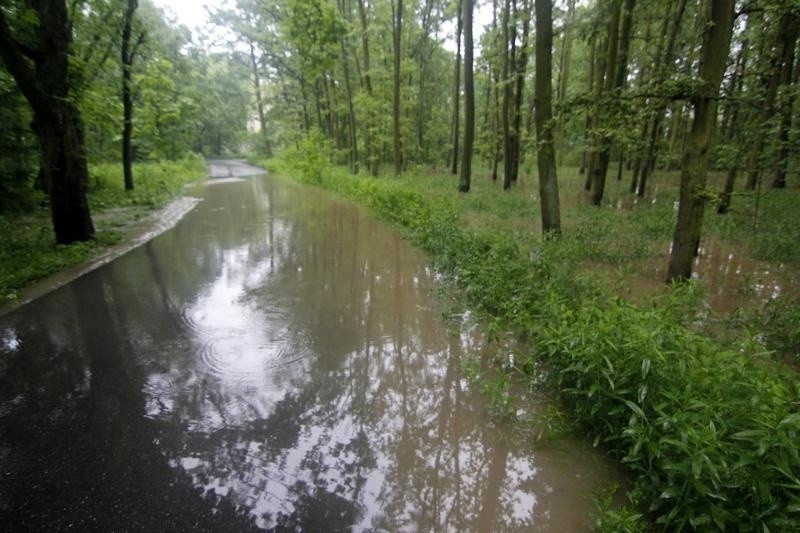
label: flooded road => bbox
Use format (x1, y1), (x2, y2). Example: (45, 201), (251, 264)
(0, 162), (619, 531)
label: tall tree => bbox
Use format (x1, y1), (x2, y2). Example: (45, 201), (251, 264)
(666, 0), (734, 282)
(745, 8), (798, 190)
(634, 0), (688, 197)
(534, 0), (560, 234)
(0, 0), (95, 243)
(392, 0), (404, 174)
(771, 9), (799, 189)
(121, 0), (143, 191)
(459, 0), (474, 193)
(450, 0), (463, 174)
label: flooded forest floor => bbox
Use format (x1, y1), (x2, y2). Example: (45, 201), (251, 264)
(262, 149), (800, 531)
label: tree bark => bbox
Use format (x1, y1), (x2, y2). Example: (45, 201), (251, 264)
(501, 0), (513, 189)
(746, 10), (797, 190)
(591, 0), (623, 206)
(636, 0), (688, 197)
(356, 0), (378, 175)
(459, 0), (474, 193)
(717, 35), (749, 214)
(0, 1), (94, 243)
(249, 42), (271, 157)
(510, 0), (531, 184)
(392, 0), (404, 175)
(667, 0), (734, 283)
(771, 11), (799, 189)
(451, 0), (463, 174)
(534, 0), (560, 234)
(556, 0), (576, 160)
(121, 0), (139, 191)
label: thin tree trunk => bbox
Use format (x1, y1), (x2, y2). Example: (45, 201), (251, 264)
(510, 0), (531, 183)
(249, 42), (271, 157)
(501, 0), (513, 189)
(585, 34), (607, 190)
(667, 0), (734, 282)
(339, 36), (358, 173)
(556, 0), (576, 160)
(772, 11), (798, 188)
(718, 36), (749, 214)
(356, 0), (378, 175)
(121, 0), (139, 191)
(636, 0), (688, 196)
(580, 36), (597, 177)
(534, 0), (560, 234)
(417, 0), (434, 160)
(746, 11), (797, 189)
(591, 0), (625, 206)
(459, 0), (474, 193)
(451, 0), (463, 174)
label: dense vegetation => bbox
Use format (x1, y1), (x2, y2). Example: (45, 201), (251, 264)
(1, 0), (799, 529)
(0, 1), (249, 296)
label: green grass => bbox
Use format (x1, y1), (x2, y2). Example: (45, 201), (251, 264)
(256, 141), (800, 531)
(1, 156), (206, 301)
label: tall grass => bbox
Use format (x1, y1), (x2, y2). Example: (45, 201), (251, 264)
(258, 146), (800, 531)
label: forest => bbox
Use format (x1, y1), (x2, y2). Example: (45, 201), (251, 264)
(1, 0), (799, 530)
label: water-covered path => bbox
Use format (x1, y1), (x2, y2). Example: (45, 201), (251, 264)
(0, 162), (618, 531)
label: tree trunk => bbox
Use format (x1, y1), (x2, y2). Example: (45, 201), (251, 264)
(772, 11), (799, 189)
(356, 0), (378, 175)
(580, 36), (597, 177)
(451, 0), (463, 174)
(501, 0), (513, 190)
(0, 1), (94, 243)
(746, 10), (797, 190)
(585, 34), (607, 190)
(392, 0), (403, 175)
(591, 0), (625, 206)
(534, 0), (560, 234)
(340, 38), (359, 173)
(249, 42), (271, 157)
(417, 0), (434, 160)
(636, 0), (688, 197)
(121, 0), (139, 191)
(717, 35), (749, 214)
(510, 0), (531, 184)
(667, 0), (734, 283)
(459, 0), (474, 193)
(556, 0), (576, 160)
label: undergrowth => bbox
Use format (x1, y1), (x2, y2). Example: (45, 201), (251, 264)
(1, 156), (205, 301)
(257, 141), (800, 531)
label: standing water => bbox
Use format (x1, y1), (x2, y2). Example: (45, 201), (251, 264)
(0, 162), (619, 531)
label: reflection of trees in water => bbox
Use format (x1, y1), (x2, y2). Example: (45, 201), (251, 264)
(121, 177), (547, 530)
(1, 175), (605, 530)
(0, 273), (259, 530)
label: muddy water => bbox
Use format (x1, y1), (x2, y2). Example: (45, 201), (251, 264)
(0, 165), (619, 531)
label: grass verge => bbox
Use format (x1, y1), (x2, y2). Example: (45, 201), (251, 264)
(1, 155), (206, 301)
(254, 139), (800, 531)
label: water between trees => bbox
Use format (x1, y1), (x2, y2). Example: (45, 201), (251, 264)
(0, 161), (621, 530)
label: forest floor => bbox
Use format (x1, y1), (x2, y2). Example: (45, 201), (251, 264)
(0, 157), (206, 313)
(260, 147), (800, 530)
(397, 163), (800, 361)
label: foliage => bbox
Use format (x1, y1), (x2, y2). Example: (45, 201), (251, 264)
(757, 294), (800, 362)
(264, 146), (800, 530)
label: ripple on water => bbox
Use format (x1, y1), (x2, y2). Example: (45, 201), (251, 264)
(196, 324), (313, 384)
(179, 303), (215, 338)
